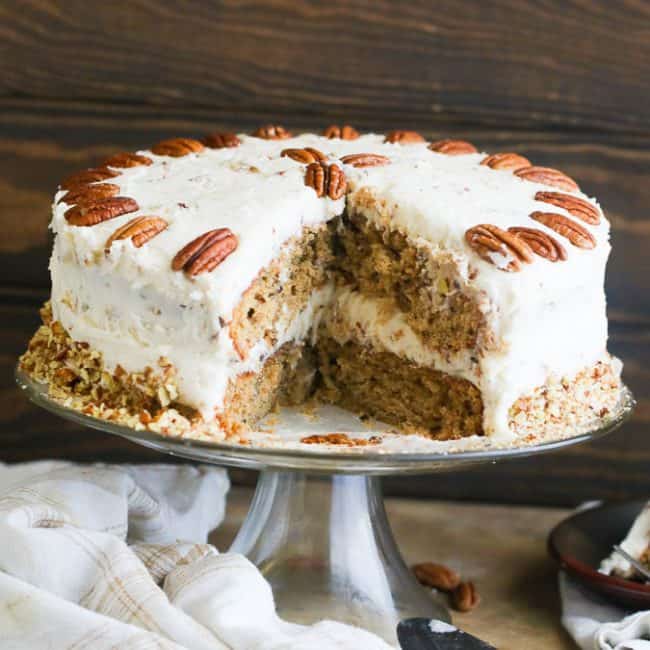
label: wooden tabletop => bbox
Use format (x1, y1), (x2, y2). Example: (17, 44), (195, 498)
(211, 487), (575, 649)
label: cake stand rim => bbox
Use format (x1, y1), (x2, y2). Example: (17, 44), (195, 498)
(16, 367), (635, 475)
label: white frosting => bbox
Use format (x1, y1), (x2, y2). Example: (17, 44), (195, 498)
(49, 132), (616, 437)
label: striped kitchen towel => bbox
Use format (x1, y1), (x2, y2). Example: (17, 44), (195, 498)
(0, 462), (391, 649)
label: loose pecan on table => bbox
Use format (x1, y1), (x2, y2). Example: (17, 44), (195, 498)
(105, 216), (168, 253)
(412, 563), (461, 592)
(339, 153), (390, 168)
(428, 139), (478, 155)
(529, 211), (596, 249)
(64, 197), (139, 227)
(384, 130), (426, 144)
(508, 226), (567, 262)
(60, 167), (118, 191)
(281, 147), (327, 164)
(451, 581), (481, 612)
(323, 124), (360, 140)
(535, 191), (600, 226)
(102, 152), (153, 168)
(304, 162), (347, 199)
(172, 228), (238, 276)
(480, 152), (531, 170)
(515, 166), (579, 192)
(203, 132), (241, 149)
(151, 138), (204, 157)
(465, 224), (534, 272)
(253, 125), (292, 140)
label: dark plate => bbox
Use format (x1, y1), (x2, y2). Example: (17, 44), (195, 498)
(548, 500), (650, 609)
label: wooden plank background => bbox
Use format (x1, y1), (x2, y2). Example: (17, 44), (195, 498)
(1, 0), (648, 505)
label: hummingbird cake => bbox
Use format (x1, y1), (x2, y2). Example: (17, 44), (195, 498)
(19, 125), (622, 446)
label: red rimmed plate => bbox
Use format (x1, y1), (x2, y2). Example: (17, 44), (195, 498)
(549, 500), (650, 609)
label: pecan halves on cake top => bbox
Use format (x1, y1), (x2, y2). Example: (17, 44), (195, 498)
(480, 152), (531, 170)
(281, 147), (327, 164)
(203, 132), (242, 149)
(428, 139), (478, 155)
(535, 191), (601, 225)
(323, 124), (360, 140)
(102, 152), (153, 168)
(253, 124), (292, 140)
(384, 130), (426, 144)
(529, 212), (596, 249)
(340, 153), (391, 168)
(304, 162), (347, 199)
(172, 228), (238, 276)
(508, 226), (567, 262)
(105, 216), (168, 253)
(60, 167), (119, 191)
(151, 138), (205, 157)
(65, 197), (139, 227)
(58, 183), (120, 205)
(465, 224), (534, 272)
(515, 166), (579, 192)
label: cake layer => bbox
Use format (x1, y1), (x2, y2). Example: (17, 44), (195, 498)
(21, 302), (621, 442)
(316, 337), (484, 439)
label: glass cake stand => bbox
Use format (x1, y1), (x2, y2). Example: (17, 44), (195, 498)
(16, 368), (635, 645)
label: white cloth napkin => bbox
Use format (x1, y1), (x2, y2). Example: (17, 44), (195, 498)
(560, 573), (650, 649)
(0, 462), (392, 649)
(559, 502), (650, 650)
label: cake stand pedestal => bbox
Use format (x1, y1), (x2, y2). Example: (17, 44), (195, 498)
(16, 369), (634, 646)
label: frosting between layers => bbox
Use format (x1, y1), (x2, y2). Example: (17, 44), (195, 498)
(50, 132), (616, 437)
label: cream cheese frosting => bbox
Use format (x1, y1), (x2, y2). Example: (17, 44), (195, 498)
(49, 132), (616, 438)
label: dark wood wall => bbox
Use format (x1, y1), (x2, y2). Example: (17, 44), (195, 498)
(2, 1), (649, 506)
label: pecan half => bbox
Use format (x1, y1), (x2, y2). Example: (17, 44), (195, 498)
(253, 124), (291, 140)
(529, 211), (596, 249)
(300, 433), (381, 446)
(508, 226), (567, 262)
(412, 563), (461, 592)
(515, 166), (579, 192)
(65, 197), (139, 227)
(535, 191), (601, 225)
(281, 147), (327, 164)
(465, 224), (534, 272)
(304, 162), (347, 199)
(323, 124), (360, 140)
(452, 581), (480, 612)
(60, 167), (118, 191)
(105, 216), (168, 253)
(172, 228), (238, 276)
(203, 132), (241, 149)
(151, 138), (204, 157)
(102, 152), (152, 168)
(384, 130), (425, 144)
(428, 139), (478, 155)
(340, 153), (390, 168)
(480, 152), (531, 170)
(58, 183), (120, 205)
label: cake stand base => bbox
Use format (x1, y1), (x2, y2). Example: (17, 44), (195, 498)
(230, 471), (449, 644)
(16, 370), (635, 647)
